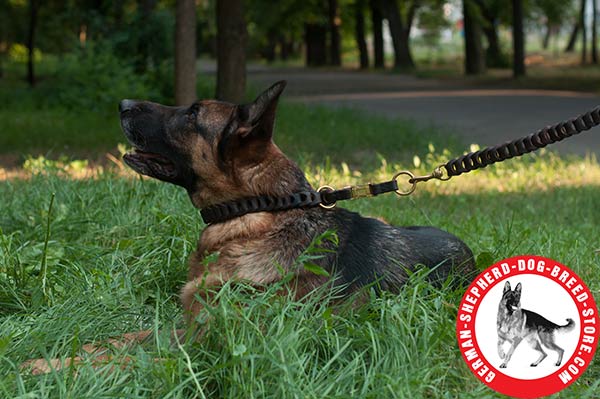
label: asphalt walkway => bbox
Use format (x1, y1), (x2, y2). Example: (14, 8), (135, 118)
(245, 67), (600, 157)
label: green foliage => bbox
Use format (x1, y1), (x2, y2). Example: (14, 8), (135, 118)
(52, 42), (155, 112)
(416, 1), (451, 52)
(110, 5), (175, 73)
(8, 44), (42, 63)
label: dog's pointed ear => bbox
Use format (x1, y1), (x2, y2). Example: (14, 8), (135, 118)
(514, 282), (522, 295)
(503, 281), (511, 294)
(237, 81), (286, 140)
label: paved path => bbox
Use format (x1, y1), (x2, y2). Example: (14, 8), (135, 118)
(243, 67), (600, 157)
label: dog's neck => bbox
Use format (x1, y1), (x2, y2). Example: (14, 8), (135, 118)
(199, 212), (277, 252)
(191, 145), (321, 225)
(240, 147), (313, 197)
(190, 145), (312, 209)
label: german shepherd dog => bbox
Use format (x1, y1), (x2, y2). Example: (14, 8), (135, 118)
(497, 281), (575, 368)
(119, 81), (474, 323)
(22, 82), (474, 374)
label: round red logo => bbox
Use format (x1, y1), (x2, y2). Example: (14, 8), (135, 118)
(456, 255), (598, 398)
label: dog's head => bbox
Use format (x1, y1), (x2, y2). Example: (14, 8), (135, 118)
(501, 281), (522, 313)
(119, 81), (306, 208)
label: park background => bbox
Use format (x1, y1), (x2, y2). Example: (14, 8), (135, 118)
(0, 0), (599, 397)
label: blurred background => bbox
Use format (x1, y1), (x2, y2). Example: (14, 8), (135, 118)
(1, 0), (600, 166)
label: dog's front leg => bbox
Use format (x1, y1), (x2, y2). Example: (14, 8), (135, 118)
(497, 337), (507, 359)
(20, 329), (186, 375)
(499, 338), (523, 368)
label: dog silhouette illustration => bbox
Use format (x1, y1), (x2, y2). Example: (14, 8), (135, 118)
(496, 281), (575, 368)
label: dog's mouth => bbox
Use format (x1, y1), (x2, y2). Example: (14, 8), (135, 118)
(123, 148), (178, 180)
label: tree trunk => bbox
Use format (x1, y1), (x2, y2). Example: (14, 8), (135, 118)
(565, 21), (580, 52)
(463, 0), (486, 75)
(114, 1), (125, 28)
(279, 36), (291, 60)
(355, 0), (369, 69)
(305, 23), (328, 66)
(136, 0), (157, 72)
(512, 0), (525, 77)
(26, 0), (38, 87)
(216, 0), (247, 103)
(369, 0), (384, 68)
(382, 0), (415, 70)
(328, 0), (342, 66)
(0, 19), (6, 79)
(482, 23), (505, 67)
(542, 21), (551, 50)
(592, 0), (598, 63)
(175, 0), (197, 105)
(581, 0), (588, 64)
(475, 0), (506, 67)
(263, 31), (277, 63)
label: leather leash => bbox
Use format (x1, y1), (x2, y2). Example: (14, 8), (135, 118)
(201, 106), (600, 225)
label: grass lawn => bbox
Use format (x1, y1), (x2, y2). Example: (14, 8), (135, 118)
(1, 85), (599, 397)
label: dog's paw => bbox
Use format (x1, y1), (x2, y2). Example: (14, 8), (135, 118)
(20, 357), (81, 375)
(555, 361), (562, 366)
(530, 363), (538, 367)
(499, 363), (507, 368)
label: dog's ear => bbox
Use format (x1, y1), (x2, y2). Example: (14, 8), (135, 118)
(237, 81), (286, 141)
(503, 281), (511, 294)
(514, 282), (522, 297)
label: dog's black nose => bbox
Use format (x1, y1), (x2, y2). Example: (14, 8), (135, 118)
(119, 99), (137, 113)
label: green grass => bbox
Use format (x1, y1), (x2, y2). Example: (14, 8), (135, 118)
(1, 163), (599, 397)
(0, 101), (459, 171)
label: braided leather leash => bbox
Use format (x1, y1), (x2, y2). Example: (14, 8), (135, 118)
(201, 106), (600, 225)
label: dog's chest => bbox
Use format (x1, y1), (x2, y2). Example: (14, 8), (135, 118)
(498, 310), (525, 338)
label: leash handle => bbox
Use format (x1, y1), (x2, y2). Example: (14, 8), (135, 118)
(442, 106), (600, 177)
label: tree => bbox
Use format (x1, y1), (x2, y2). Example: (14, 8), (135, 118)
(593, 0), (598, 63)
(512, 0), (525, 77)
(136, 0), (157, 72)
(382, 0), (416, 69)
(26, 0), (39, 87)
(418, 1), (451, 61)
(369, 0), (385, 68)
(534, 0), (569, 51)
(216, 0), (247, 102)
(475, 0), (508, 68)
(301, 0), (330, 67)
(354, 0), (369, 69)
(581, 0), (587, 64)
(565, 21), (580, 52)
(327, 0), (342, 65)
(305, 22), (328, 66)
(175, 0), (197, 105)
(463, 0), (486, 75)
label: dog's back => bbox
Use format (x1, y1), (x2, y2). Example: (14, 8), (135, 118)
(262, 207), (474, 295)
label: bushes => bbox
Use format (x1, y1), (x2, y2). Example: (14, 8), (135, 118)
(53, 42), (156, 112)
(1, 41), (216, 113)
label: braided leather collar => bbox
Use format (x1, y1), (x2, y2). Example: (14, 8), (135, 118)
(200, 190), (322, 224)
(200, 179), (399, 225)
